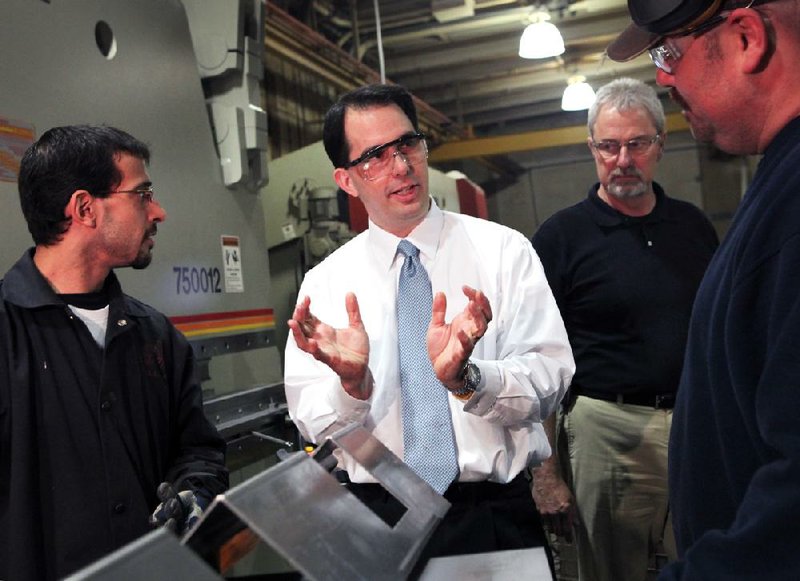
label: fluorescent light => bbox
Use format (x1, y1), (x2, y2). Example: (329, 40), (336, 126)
(519, 13), (565, 59)
(561, 76), (596, 111)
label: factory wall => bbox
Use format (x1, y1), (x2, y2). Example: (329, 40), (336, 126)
(489, 132), (749, 241)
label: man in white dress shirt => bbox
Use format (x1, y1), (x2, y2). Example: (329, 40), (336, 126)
(284, 83), (574, 564)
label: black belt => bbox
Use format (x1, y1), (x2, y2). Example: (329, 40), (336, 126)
(577, 390), (675, 409)
(341, 472), (530, 504)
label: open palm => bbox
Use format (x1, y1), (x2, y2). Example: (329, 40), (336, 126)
(288, 293), (370, 398)
(427, 286), (492, 389)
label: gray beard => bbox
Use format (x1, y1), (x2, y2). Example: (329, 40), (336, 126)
(607, 180), (647, 199)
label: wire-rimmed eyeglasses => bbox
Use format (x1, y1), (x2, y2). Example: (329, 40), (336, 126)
(590, 134), (662, 158)
(106, 185), (156, 203)
(343, 132), (428, 182)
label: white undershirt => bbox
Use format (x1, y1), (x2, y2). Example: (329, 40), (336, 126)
(68, 305), (110, 348)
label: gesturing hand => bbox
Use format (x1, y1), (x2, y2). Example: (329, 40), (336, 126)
(288, 293), (371, 399)
(427, 285), (492, 391)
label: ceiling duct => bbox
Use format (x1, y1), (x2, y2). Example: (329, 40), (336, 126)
(431, 0), (475, 23)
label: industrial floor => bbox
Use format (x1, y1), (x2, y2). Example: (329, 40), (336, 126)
(546, 531), (668, 581)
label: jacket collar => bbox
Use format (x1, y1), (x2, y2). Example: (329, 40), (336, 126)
(1, 248), (147, 318)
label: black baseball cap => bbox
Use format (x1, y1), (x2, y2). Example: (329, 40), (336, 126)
(607, 0), (724, 61)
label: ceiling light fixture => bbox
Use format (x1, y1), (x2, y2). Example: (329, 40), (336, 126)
(561, 75), (596, 111)
(518, 12), (565, 59)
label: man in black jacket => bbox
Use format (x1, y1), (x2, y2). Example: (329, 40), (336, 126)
(0, 125), (228, 580)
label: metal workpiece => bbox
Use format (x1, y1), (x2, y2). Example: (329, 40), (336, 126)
(184, 423), (451, 580)
(420, 547), (554, 580)
(67, 422), (551, 580)
(65, 528), (223, 581)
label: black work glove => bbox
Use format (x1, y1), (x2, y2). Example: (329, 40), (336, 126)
(149, 481), (204, 535)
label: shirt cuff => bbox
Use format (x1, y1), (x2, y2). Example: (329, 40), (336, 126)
(327, 371), (373, 425)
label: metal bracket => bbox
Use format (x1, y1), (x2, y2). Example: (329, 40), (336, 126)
(183, 423), (450, 580)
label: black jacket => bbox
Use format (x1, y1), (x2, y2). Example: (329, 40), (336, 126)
(0, 249), (228, 580)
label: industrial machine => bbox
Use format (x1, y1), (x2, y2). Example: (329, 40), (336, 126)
(261, 140), (487, 253)
(0, 0), (288, 482)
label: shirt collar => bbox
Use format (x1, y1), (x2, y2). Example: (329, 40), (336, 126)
(760, 115), (800, 169)
(584, 181), (669, 226)
(367, 197), (443, 270)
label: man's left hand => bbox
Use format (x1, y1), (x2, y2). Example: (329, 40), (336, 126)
(427, 285), (492, 391)
(149, 482), (204, 535)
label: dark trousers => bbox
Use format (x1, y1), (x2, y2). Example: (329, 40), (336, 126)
(346, 472), (554, 577)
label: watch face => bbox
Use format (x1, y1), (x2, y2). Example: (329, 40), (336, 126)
(465, 362), (480, 390)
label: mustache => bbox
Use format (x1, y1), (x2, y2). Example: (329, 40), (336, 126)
(146, 225), (158, 238)
(609, 168), (644, 180)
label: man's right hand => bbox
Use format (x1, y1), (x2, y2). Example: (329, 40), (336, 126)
(531, 465), (577, 541)
(288, 292), (371, 400)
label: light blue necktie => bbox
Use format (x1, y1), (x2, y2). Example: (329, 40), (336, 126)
(396, 239), (459, 494)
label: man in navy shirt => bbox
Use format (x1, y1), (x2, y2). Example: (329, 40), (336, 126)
(608, 1), (800, 579)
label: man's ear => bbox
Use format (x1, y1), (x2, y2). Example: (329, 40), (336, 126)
(729, 8), (772, 74)
(657, 132), (667, 162)
(67, 190), (97, 227)
(586, 137), (597, 157)
(333, 167), (359, 198)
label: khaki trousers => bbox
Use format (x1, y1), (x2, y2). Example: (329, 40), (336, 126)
(560, 395), (676, 581)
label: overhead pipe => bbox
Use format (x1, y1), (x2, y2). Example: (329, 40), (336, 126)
(264, 3), (459, 139)
(373, 0), (386, 83)
(350, 0), (360, 59)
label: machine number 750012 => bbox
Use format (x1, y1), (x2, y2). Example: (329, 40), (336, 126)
(173, 266), (222, 294)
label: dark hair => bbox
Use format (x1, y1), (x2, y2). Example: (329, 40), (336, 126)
(18, 125), (150, 246)
(322, 84), (419, 168)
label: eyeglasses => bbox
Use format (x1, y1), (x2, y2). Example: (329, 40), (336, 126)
(591, 135), (662, 158)
(648, 16), (728, 73)
(649, 0), (760, 73)
(343, 132), (428, 181)
(106, 185), (156, 203)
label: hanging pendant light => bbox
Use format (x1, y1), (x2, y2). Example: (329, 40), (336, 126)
(519, 12), (565, 59)
(561, 75), (596, 111)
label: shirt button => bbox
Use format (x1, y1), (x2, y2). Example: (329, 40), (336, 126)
(101, 400), (112, 411)
(113, 503), (126, 514)
(117, 319), (127, 327)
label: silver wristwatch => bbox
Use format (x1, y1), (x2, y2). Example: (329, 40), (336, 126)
(451, 360), (480, 399)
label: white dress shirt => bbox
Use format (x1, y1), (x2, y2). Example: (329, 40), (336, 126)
(284, 199), (574, 484)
